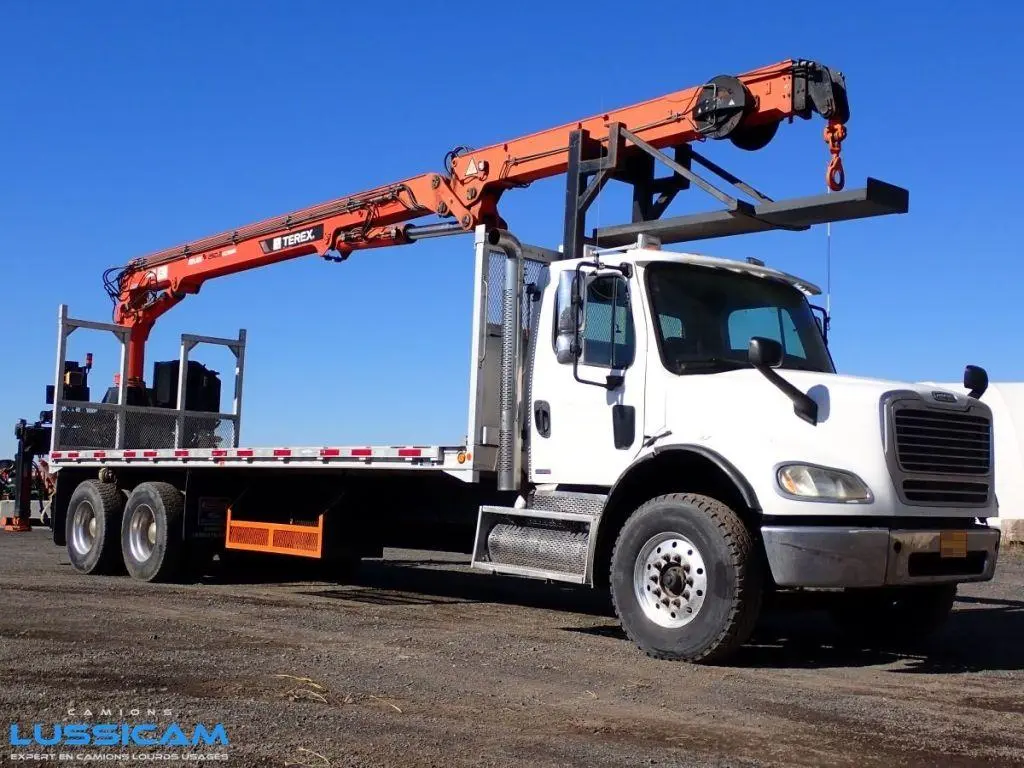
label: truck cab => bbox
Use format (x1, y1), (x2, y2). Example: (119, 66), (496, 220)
(472, 234), (999, 661)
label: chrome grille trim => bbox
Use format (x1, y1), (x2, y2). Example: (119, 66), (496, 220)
(893, 408), (991, 475)
(883, 392), (994, 508)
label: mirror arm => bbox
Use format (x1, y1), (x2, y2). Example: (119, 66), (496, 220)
(810, 303), (830, 345)
(753, 363), (819, 425)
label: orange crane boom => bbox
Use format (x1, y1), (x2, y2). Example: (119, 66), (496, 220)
(108, 59), (850, 382)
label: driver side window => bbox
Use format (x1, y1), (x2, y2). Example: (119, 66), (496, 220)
(581, 275), (635, 368)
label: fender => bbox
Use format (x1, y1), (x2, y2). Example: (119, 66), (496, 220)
(608, 444), (761, 512)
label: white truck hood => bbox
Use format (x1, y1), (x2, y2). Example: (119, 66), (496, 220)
(658, 369), (993, 519)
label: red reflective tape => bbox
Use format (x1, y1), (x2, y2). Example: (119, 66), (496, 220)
(398, 448), (422, 457)
(51, 452), (63, 459)
(123, 450), (137, 458)
(67, 452), (80, 459)
(351, 448), (372, 457)
(236, 449), (254, 457)
(212, 449), (227, 457)
(320, 448), (340, 457)
(273, 449), (292, 457)
(93, 451), (106, 459)
(143, 451), (158, 458)
(174, 450), (189, 457)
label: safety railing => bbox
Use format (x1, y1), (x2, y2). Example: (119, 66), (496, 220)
(51, 305), (246, 452)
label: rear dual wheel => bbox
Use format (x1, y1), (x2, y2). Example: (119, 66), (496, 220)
(66, 480), (124, 575)
(120, 482), (184, 582)
(64, 479), (186, 583)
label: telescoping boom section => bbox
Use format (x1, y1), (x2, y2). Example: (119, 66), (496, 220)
(107, 59), (852, 384)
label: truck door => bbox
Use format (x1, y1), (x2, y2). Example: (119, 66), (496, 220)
(528, 263), (646, 486)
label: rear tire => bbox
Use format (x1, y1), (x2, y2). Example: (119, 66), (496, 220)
(65, 480), (124, 575)
(121, 482), (184, 583)
(830, 584), (957, 647)
(610, 493), (762, 663)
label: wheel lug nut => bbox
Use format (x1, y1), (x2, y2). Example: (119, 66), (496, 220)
(687, 577), (694, 586)
(672, 554), (681, 563)
(671, 598), (681, 608)
(653, 589), (661, 597)
(661, 598), (670, 606)
(683, 564), (690, 572)
(683, 590), (690, 600)
(650, 575), (659, 583)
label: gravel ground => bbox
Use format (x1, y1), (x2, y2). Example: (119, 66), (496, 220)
(1, 529), (1023, 767)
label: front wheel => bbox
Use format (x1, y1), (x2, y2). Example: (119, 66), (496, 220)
(610, 493), (762, 664)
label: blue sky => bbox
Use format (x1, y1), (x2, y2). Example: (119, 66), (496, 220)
(1, 2), (1021, 455)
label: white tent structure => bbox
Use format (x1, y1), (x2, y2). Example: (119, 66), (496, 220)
(929, 382), (1024, 542)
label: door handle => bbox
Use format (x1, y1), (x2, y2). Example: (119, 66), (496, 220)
(534, 401), (551, 438)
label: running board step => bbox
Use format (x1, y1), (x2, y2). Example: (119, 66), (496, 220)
(471, 505), (597, 584)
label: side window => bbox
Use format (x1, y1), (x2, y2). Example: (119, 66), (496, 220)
(582, 276), (635, 368)
(658, 314), (684, 340)
(727, 307), (807, 359)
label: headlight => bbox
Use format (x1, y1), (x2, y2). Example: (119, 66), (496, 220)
(776, 464), (872, 503)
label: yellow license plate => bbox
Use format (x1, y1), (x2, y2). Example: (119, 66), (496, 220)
(940, 530), (968, 559)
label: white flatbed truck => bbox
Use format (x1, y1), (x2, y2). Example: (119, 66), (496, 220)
(40, 223), (1001, 663)
(9, 59), (1002, 662)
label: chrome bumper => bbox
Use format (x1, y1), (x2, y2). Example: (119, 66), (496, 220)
(761, 525), (1000, 588)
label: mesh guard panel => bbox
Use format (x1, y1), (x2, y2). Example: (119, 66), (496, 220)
(225, 512), (323, 559)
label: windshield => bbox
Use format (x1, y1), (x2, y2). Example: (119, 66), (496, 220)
(645, 262), (834, 375)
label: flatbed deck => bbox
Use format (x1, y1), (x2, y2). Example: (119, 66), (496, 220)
(49, 444), (471, 471)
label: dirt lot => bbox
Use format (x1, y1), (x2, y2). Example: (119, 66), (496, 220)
(1, 529), (1023, 767)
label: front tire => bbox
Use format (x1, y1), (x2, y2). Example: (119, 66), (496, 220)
(121, 482), (184, 583)
(610, 493), (762, 663)
(65, 480), (124, 575)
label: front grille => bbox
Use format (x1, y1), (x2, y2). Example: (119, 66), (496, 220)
(902, 479), (990, 504)
(893, 407), (991, 475)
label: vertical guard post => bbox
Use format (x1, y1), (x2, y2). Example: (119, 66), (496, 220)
(50, 305), (70, 454)
(495, 231), (524, 492)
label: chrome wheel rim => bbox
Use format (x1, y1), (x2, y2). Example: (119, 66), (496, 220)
(71, 501), (97, 556)
(633, 532), (708, 628)
(129, 503), (157, 563)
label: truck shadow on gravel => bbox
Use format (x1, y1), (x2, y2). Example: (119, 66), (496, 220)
(205, 556), (1024, 673)
(305, 559), (617, 617)
(712, 593), (1024, 673)
(567, 594), (1024, 672)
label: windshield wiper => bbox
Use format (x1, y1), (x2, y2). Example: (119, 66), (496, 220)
(674, 357), (750, 373)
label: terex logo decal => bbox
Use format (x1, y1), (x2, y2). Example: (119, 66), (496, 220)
(260, 224), (324, 254)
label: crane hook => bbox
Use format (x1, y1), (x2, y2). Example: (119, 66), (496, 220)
(824, 120), (847, 192)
